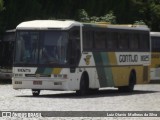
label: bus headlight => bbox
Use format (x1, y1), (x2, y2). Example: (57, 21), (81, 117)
(15, 81), (22, 84)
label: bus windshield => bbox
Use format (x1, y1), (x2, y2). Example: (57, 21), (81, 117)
(15, 31), (69, 65)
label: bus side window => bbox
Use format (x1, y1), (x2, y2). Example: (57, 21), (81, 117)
(83, 31), (93, 51)
(95, 31), (106, 50)
(106, 32), (112, 50)
(152, 37), (160, 52)
(107, 32), (118, 51)
(139, 32), (149, 51)
(118, 32), (129, 50)
(129, 33), (139, 51)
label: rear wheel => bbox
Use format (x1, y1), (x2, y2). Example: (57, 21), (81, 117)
(118, 72), (136, 92)
(127, 72), (136, 92)
(32, 89), (40, 96)
(76, 74), (89, 96)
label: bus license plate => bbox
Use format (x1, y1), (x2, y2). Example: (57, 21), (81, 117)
(33, 81), (42, 85)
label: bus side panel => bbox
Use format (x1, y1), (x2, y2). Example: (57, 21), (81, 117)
(79, 52), (100, 89)
(79, 51), (150, 89)
(85, 68), (100, 89)
(108, 52), (130, 87)
(111, 66), (148, 86)
(150, 52), (160, 80)
(92, 52), (141, 87)
(111, 67), (130, 87)
(67, 69), (82, 91)
(92, 52), (115, 87)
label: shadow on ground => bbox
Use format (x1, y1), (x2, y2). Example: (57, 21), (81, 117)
(16, 88), (159, 99)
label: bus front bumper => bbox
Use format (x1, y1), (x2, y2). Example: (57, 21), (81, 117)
(12, 78), (71, 91)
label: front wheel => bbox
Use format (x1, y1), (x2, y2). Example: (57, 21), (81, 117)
(32, 89), (40, 96)
(76, 74), (89, 96)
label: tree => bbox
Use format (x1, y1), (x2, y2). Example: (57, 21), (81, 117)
(0, 0), (4, 35)
(1, 0), (160, 32)
(3, 0), (42, 29)
(78, 9), (90, 22)
(100, 11), (116, 24)
(0, 0), (4, 11)
(78, 9), (116, 24)
(134, 20), (146, 25)
(149, 3), (160, 31)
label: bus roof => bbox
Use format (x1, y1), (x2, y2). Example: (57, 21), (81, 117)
(16, 20), (149, 31)
(107, 24), (149, 30)
(150, 32), (160, 37)
(84, 22), (149, 31)
(16, 20), (82, 30)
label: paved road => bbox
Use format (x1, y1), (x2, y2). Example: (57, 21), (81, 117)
(0, 83), (160, 120)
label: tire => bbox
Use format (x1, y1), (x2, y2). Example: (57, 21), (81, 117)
(118, 72), (136, 92)
(32, 89), (40, 96)
(127, 72), (136, 92)
(76, 74), (89, 96)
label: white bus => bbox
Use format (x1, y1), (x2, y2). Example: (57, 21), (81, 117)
(12, 20), (151, 96)
(150, 32), (160, 82)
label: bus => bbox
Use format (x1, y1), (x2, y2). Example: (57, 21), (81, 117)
(150, 32), (160, 82)
(0, 29), (15, 80)
(12, 20), (151, 96)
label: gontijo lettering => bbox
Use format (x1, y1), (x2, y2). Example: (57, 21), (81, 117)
(119, 55), (138, 63)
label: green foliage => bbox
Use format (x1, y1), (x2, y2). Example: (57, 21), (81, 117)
(0, 0), (4, 34)
(78, 9), (90, 22)
(134, 20), (146, 25)
(90, 16), (100, 23)
(1, 0), (160, 32)
(150, 3), (160, 30)
(3, 0), (42, 30)
(78, 9), (116, 24)
(100, 11), (116, 24)
(0, 0), (4, 11)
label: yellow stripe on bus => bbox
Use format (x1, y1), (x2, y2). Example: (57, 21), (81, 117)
(52, 68), (62, 74)
(108, 52), (117, 65)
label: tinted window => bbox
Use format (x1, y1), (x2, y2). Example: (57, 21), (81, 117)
(106, 32), (117, 50)
(95, 31), (106, 49)
(129, 33), (139, 50)
(83, 31), (93, 50)
(118, 33), (129, 50)
(139, 33), (149, 50)
(152, 36), (160, 52)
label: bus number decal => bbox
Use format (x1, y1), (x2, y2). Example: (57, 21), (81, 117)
(141, 55), (149, 61)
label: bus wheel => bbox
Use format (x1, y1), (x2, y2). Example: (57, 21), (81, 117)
(32, 89), (40, 96)
(127, 72), (136, 92)
(76, 74), (89, 96)
(118, 72), (136, 92)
